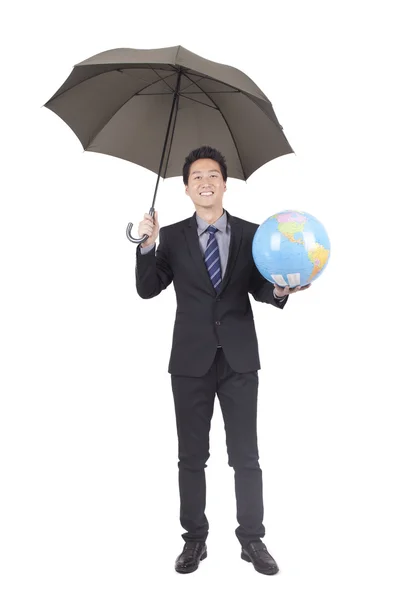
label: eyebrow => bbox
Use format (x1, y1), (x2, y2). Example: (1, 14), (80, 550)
(191, 170), (220, 175)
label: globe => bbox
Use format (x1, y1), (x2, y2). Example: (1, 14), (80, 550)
(252, 210), (331, 288)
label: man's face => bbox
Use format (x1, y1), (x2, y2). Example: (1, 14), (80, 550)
(185, 158), (226, 209)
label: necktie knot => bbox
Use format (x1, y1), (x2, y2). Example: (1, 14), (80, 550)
(207, 225), (218, 235)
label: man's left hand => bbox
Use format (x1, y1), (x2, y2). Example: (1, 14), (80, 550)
(274, 283), (311, 298)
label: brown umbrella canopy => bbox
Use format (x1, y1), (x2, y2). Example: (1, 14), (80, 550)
(45, 45), (293, 180)
(45, 45), (293, 242)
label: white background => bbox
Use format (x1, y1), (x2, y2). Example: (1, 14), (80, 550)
(1, 1), (399, 598)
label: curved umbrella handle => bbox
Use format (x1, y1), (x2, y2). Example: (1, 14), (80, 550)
(126, 207), (155, 244)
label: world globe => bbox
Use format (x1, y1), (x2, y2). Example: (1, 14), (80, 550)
(252, 210), (331, 288)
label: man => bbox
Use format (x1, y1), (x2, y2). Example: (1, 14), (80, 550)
(135, 146), (310, 575)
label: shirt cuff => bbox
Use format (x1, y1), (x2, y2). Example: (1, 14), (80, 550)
(140, 243), (155, 254)
(273, 289), (288, 302)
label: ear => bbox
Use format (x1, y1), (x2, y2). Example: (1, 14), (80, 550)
(185, 186), (189, 196)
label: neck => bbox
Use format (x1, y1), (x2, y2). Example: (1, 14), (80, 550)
(195, 205), (224, 224)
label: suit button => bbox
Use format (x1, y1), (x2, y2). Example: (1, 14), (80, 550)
(216, 298), (221, 302)
(215, 321), (221, 326)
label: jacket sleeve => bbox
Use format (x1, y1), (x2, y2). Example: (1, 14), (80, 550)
(248, 263), (288, 309)
(135, 227), (174, 299)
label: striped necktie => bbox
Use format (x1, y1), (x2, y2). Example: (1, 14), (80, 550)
(204, 225), (222, 292)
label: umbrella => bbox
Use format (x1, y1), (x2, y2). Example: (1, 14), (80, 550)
(44, 45), (294, 244)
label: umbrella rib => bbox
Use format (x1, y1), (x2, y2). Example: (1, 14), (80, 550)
(178, 93), (219, 110)
(47, 66), (178, 104)
(85, 69), (179, 148)
(241, 92), (288, 134)
(137, 91), (239, 95)
(179, 75), (209, 93)
(121, 66), (178, 94)
(183, 73), (247, 179)
(180, 90), (241, 94)
(178, 75), (221, 110)
(180, 74), (239, 96)
(182, 72), (279, 117)
(148, 66), (176, 93)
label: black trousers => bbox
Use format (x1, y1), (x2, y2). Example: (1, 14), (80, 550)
(171, 347), (266, 547)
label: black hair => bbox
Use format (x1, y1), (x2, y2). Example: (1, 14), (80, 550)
(183, 146), (228, 185)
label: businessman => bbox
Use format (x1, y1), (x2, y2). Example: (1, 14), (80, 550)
(135, 146), (310, 575)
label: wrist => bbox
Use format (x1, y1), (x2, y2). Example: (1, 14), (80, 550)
(273, 289), (287, 300)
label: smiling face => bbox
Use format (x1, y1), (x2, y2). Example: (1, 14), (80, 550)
(185, 158), (227, 210)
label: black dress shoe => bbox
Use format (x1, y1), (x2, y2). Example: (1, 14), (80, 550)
(241, 541), (279, 575)
(175, 541), (207, 574)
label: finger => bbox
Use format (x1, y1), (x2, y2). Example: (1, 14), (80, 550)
(141, 219), (154, 228)
(140, 225), (154, 235)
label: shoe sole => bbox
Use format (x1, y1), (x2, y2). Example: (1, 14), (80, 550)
(241, 551), (279, 575)
(175, 550), (207, 574)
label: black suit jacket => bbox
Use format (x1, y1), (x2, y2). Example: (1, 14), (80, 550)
(135, 210), (288, 377)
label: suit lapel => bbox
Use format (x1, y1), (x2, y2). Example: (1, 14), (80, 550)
(183, 211), (243, 296)
(220, 212), (243, 295)
(183, 213), (216, 294)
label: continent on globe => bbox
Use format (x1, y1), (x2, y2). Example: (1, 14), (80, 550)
(307, 243), (330, 282)
(273, 211), (306, 244)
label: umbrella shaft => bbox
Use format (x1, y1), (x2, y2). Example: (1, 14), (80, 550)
(151, 70), (182, 209)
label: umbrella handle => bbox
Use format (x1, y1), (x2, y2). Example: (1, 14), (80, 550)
(126, 207), (155, 244)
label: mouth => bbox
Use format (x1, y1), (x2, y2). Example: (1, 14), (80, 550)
(199, 191), (214, 196)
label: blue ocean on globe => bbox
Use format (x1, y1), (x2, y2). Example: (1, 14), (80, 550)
(252, 210), (331, 288)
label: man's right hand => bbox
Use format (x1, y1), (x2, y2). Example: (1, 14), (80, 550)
(138, 211), (159, 247)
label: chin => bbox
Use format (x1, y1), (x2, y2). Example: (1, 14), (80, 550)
(198, 196), (218, 205)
